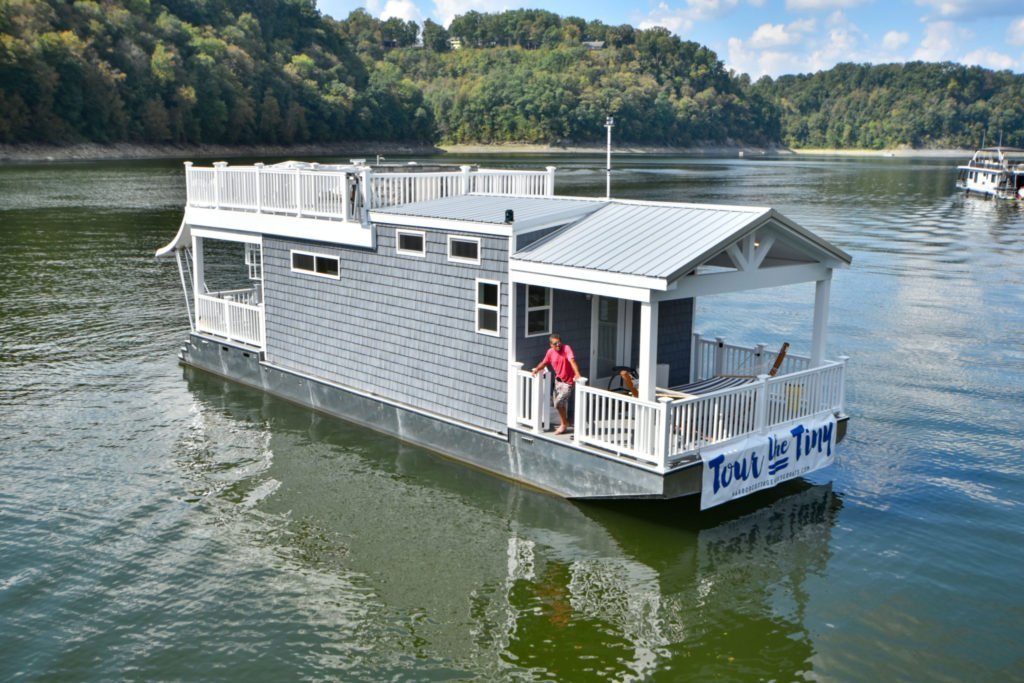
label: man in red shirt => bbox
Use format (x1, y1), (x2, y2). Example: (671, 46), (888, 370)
(531, 333), (583, 434)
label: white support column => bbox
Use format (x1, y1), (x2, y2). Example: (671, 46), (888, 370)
(213, 161), (226, 209)
(254, 163), (264, 213)
(360, 167), (372, 216)
(638, 300), (659, 402)
(811, 270), (833, 366)
(545, 166), (556, 196)
(531, 369), (544, 433)
(183, 161), (193, 206)
(507, 282), (518, 428)
(192, 234), (205, 299)
(755, 374), (770, 433)
(460, 165), (472, 195)
(690, 331), (702, 383)
(508, 362), (523, 428)
(573, 377), (588, 440)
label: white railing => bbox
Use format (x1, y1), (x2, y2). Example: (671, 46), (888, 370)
(764, 361), (845, 429)
(369, 171), (464, 208)
(573, 380), (665, 466)
(185, 162), (361, 222)
(509, 355), (847, 471)
(667, 381), (761, 454)
(509, 363), (551, 432)
(691, 333), (811, 382)
(471, 169), (551, 196)
(666, 360), (846, 461)
(185, 162), (555, 218)
(196, 293), (264, 348)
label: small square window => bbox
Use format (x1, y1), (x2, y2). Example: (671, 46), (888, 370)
(315, 256), (339, 277)
(397, 230), (425, 257)
(292, 252), (314, 271)
(449, 236), (481, 264)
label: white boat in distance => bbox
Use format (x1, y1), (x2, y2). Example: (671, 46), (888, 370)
(956, 147), (1024, 199)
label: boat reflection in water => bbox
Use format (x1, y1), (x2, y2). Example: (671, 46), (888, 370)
(181, 368), (842, 680)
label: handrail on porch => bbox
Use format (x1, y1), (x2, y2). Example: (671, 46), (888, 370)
(509, 353), (847, 471)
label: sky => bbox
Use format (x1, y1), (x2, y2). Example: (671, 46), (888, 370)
(316, 0), (1024, 78)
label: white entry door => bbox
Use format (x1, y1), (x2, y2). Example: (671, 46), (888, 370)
(591, 296), (632, 385)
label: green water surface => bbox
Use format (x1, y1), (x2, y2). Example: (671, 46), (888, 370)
(1, 154), (1022, 681)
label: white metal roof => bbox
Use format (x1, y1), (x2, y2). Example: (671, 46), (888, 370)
(513, 200), (851, 281)
(371, 194), (606, 225)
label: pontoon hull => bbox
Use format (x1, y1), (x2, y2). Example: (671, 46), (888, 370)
(180, 334), (709, 499)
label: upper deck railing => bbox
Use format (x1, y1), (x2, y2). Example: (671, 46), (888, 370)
(184, 162), (556, 222)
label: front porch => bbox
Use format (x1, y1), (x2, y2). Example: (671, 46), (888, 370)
(504, 200), (852, 474)
(509, 336), (847, 472)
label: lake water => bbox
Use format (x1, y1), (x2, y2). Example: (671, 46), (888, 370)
(1, 154), (1022, 681)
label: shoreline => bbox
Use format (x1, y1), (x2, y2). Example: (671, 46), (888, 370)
(0, 141), (442, 164)
(789, 147), (972, 158)
(0, 141), (975, 163)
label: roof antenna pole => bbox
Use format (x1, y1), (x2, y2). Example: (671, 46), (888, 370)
(605, 116), (614, 200)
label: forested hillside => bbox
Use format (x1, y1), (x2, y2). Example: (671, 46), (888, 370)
(757, 62), (1024, 149)
(1, 1), (1022, 149)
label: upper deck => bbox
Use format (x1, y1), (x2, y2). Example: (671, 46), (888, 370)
(179, 160), (557, 248)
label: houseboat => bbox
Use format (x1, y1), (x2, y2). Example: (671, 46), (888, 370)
(956, 147), (1024, 199)
(157, 160), (851, 509)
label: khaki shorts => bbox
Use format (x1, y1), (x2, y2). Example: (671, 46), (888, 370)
(553, 379), (574, 409)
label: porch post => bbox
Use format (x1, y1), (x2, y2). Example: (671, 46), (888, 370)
(192, 234), (205, 297)
(508, 362), (523, 428)
(811, 270), (833, 366)
(507, 282), (519, 428)
(639, 300), (659, 402)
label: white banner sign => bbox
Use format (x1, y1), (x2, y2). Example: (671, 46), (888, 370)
(699, 415), (838, 510)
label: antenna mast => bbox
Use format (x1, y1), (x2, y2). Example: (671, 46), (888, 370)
(605, 116), (614, 199)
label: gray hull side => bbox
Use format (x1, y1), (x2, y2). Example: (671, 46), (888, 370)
(179, 335), (702, 500)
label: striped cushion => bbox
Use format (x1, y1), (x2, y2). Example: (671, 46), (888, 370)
(671, 376), (756, 395)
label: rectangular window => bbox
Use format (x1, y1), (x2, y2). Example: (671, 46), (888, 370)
(448, 236), (481, 264)
(476, 279), (500, 336)
(396, 229), (426, 257)
(525, 285), (552, 337)
(291, 250), (340, 279)
(245, 243), (263, 281)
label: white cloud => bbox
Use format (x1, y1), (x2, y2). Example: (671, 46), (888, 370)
(378, 0), (424, 22)
(785, 0), (865, 10)
(432, 0), (509, 27)
(912, 21), (969, 61)
(960, 48), (1018, 70)
(747, 19), (816, 49)
(638, 2), (695, 34)
(1008, 17), (1024, 46)
(882, 30), (910, 50)
(915, 0), (1021, 19)
(637, 0), (747, 35)
(726, 12), (868, 78)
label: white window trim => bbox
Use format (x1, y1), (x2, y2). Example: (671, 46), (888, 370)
(524, 285), (553, 338)
(476, 278), (501, 337)
(245, 242), (263, 281)
(290, 249), (340, 279)
(448, 235), (482, 265)
(395, 229), (427, 258)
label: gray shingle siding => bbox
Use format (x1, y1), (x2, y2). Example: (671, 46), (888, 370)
(657, 298), (693, 386)
(627, 300), (693, 387)
(262, 225), (510, 433)
(515, 286), (591, 379)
